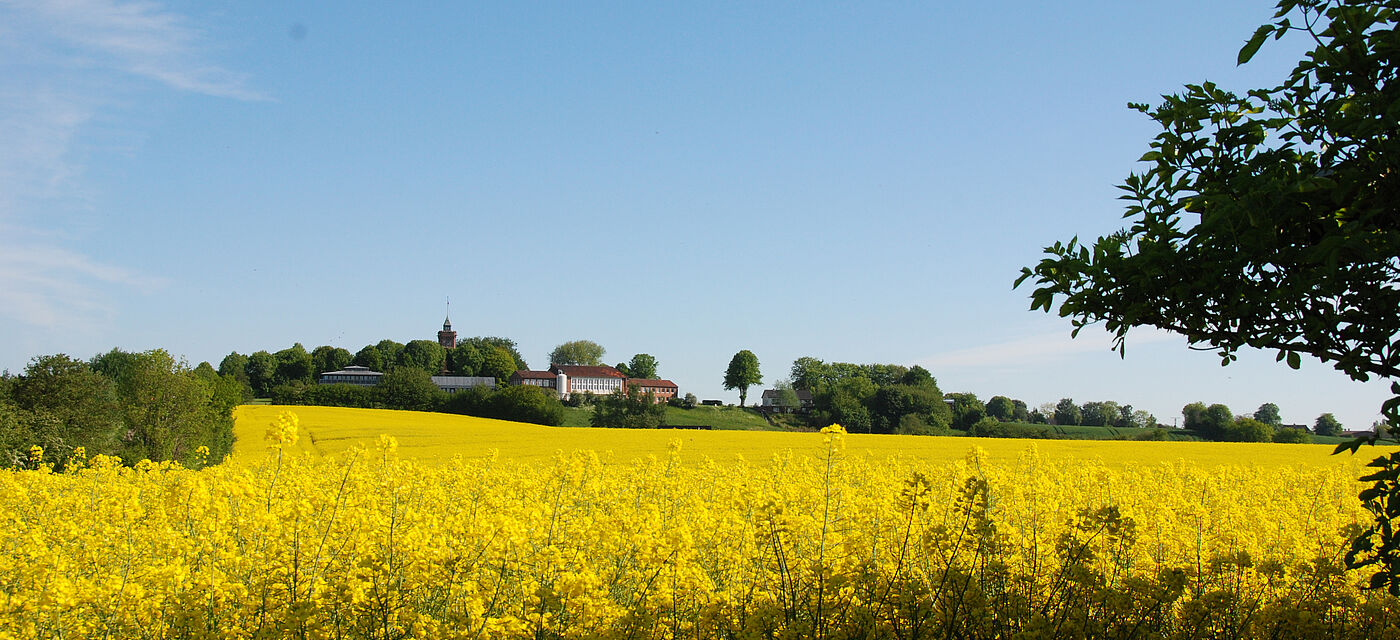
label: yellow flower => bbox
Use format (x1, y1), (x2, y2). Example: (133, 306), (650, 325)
(265, 410), (300, 448)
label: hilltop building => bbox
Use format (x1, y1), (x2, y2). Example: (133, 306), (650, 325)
(628, 379), (679, 403)
(509, 364), (677, 403)
(438, 316), (457, 349)
(318, 365), (384, 386)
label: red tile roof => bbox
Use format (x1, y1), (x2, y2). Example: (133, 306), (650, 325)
(628, 379), (678, 389)
(550, 364), (626, 379)
(512, 370), (557, 380)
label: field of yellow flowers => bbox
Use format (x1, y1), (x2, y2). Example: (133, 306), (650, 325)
(231, 404), (1366, 470)
(3, 407), (1398, 638)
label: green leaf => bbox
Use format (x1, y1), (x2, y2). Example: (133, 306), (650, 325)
(1238, 25), (1272, 65)
(1286, 351), (1301, 369)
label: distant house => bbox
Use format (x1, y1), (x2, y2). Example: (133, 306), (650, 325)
(628, 379), (679, 404)
(431, 376), (495, 394)
(510, 370), (561, 390)
(318, 365), (383, 386)
(760, 388), (814, 413)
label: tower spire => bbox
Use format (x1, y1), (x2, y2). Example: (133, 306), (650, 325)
(438, 296), (458, 350)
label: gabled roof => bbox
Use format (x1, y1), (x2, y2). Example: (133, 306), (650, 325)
(320, 366), (383, 376)
(761, 388), (812, 400)
(550, 364), (626, 379)
(512, 370), (557, 380)
(628, 379), (678, 388)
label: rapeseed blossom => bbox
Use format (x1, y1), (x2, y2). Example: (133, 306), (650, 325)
(1, 409), (1396, 638)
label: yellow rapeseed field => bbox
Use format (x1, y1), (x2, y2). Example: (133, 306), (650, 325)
(232, 404), (1363, 470)
(3, 407), (1397, 638)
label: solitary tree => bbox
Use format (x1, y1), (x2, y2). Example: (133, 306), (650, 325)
(1315, 412), (1343, 437)
(1014, 0), (1400, 592)
(549, 340), (606, 366)
(723, 350), (762, 407)
(1254, 402), (1283, 427)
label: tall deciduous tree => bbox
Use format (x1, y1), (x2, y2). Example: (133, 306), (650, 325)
(548, 340), (606, 366)
(273, 344), (314, 387)
(1054, 398), (1081, 427)
(352, 345), (386, 372)
(1254, 403), (1283, 427)
(723, 350), (762, 407)
(450, 344), (483, 376)
(9, 354), (123, 463)
(944, 393), (985, 430)
(311, 346), (353, 376)
(626, 354), (659, 380)
(481, 347), (518, 383)
(245, 351), (277, 398)
(1315, 412), (1343, 437)
(399, 340), (447, 375)
(986, 396), (1016, 422)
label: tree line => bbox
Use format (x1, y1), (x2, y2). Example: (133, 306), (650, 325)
(0, 350), (242, 470)
(217, 336), (528, 399)
(755, 355), (1350, 444)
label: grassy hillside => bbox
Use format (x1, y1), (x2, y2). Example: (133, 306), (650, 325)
(232, 405), (1366, 471)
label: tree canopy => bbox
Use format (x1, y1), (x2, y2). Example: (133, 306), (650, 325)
(625, 353), (659, 380)
(1019, 0), (1400, 592)
(548, 340), (606, 366)
(723, 350), (762, 407)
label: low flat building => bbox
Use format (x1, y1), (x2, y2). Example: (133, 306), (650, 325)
(318, 365), (384, 386)
(431, 376), (496, 394)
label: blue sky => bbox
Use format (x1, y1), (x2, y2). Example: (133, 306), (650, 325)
(1, 0), (1392, 429)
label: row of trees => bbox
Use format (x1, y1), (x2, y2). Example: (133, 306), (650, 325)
(219, 337), (528, 398)
(273, 367), (567, 427)
(1181, 402), (1341, 443)
(787, 357), (953, 435)
(0, 350), (243, 469)
(732, 354), (1349, 445)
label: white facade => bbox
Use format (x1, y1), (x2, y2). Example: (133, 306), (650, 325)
(566, 375), (624, 397)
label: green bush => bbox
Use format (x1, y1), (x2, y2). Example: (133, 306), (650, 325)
(591, 388), (665, 429)
(968, 418), (1058, 439)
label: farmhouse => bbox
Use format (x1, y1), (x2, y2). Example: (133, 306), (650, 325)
(759, 388), (814, 413)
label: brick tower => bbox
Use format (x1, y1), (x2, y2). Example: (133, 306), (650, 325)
(437, 300), (457, 349)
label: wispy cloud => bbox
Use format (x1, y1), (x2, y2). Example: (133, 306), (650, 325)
(917, 328), (1179, 371)
(3, 0), (266, 101)
(0, 0), (259, 329)
(0, 238), (170, 329)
